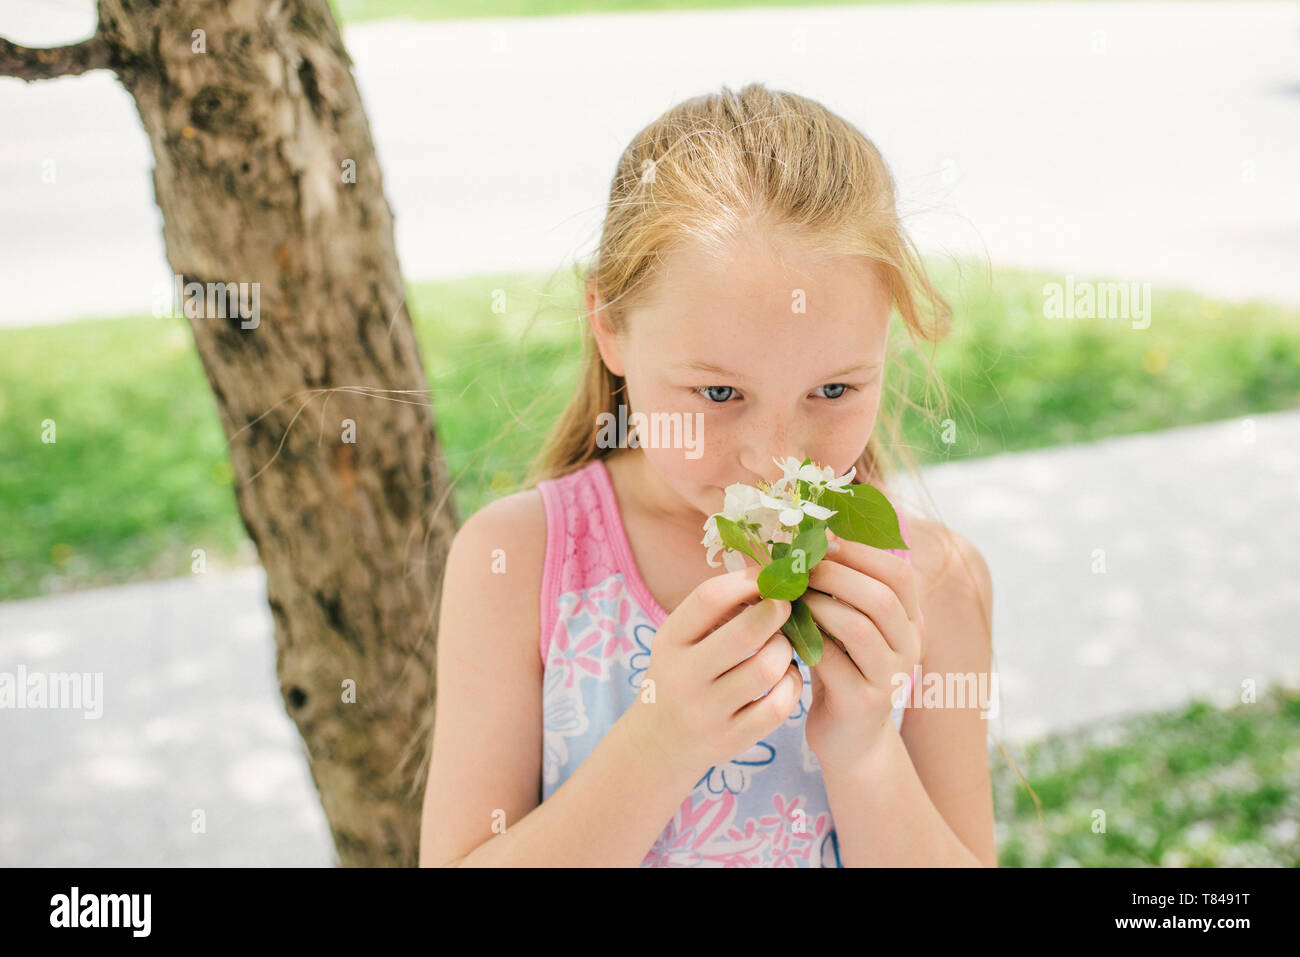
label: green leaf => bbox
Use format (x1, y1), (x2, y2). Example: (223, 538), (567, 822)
(781, 597), (824, 666)
(790, 523), (828, 570)
(714, 515), (759, 563)
(819, 484), (907, 550)
(770, 541), (791, 560)
(757, 555), (809, 601)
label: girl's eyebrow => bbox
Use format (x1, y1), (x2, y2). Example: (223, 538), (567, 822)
(678, 359), (879, 380)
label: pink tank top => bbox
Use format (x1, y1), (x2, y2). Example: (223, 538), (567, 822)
(536, 457), (913, 867)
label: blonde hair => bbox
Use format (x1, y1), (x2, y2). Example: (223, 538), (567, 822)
(426, 82), (1040, 843)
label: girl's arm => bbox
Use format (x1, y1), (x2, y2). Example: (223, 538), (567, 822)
(446, 708), (702, 867)
(418, 492), (699, 868)
(822, 522), (997, 867)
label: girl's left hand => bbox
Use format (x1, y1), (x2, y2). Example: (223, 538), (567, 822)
(801, 532), (924, 776)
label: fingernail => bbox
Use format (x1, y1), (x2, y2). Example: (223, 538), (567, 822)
(827, 539), (840, 554)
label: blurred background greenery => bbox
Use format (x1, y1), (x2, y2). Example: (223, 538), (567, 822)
(3, 0), (1295, 873)
(992, 686), (1300, 866)
(327, 0), (1064, 23)
(4, 258), (1298, 602)
(3, 257), (1297, 867)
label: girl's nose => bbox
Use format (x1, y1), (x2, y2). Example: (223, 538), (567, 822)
(740, 442), (801, 486)
(736, 411), (796, 477)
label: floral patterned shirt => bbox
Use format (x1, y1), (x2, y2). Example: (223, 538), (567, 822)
(536, 458), (913, 866)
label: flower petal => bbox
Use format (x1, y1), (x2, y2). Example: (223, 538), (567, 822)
(722, 550), (749, 572)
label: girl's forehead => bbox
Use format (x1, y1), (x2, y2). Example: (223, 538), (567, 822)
(643, 311), (888, 382)
(643, 237), (888, 316)
(623, 233), (892, 368)
(633, 263), (890, 354)
(661, 230), (878, 283)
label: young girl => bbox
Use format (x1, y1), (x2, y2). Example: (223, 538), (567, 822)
(419, 83), (997, 868)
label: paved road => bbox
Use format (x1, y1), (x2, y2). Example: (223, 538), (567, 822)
(2, 407), (1297, 865)
(1, 1), (1298, 326)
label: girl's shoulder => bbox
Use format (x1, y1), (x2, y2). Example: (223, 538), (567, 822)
(897, 515), (993, 656)
(902, 515), (989, 595)
(454, 487), (548, 566)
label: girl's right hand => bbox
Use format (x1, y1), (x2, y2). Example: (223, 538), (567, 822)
(623, 565), (804, 781)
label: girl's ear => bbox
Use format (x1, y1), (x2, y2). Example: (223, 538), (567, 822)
(586, 281), (627, 377)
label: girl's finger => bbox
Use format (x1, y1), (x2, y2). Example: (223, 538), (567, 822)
(808, 624), (857, 701)
(802, 590), (893, 687)
(821, 534), (922, 626)
(807, 559), (914, 658)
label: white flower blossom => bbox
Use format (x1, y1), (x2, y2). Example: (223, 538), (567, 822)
(701, 457), (853, 567)
(768, 455), (856, 497)
(701, 482), (774, 569)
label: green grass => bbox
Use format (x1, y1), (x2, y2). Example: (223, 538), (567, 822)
(992, 683), (1300, 866)
(0, 320), (248, 600)
(894, 259), (1300, 460)
(328, 0), (1104, 25)
(2, 259), (1299, 601)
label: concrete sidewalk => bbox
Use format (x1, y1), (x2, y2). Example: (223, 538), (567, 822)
(891, 407), (1300, 742)
(1, 1), (1298, 326)
(2, 408), (1297, 865)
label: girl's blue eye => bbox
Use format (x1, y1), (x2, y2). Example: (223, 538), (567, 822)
(695, 383), (856, 403)
(697, 386), (736, 403)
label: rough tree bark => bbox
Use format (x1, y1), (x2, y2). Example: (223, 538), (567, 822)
(1, 0), (458, 866)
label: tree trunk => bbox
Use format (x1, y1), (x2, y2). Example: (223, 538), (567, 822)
(2, 0), (458, 866)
